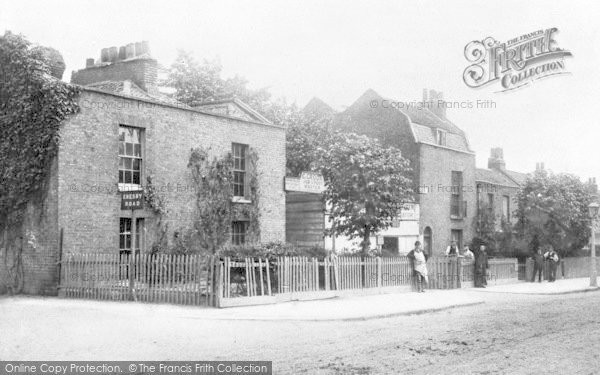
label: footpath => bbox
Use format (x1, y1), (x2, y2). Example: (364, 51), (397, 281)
(2, 278), (598, 323)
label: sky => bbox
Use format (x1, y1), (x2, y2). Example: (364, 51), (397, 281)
(1, 0), (599, 180)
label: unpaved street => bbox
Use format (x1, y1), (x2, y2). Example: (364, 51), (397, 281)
(2, 291), (600, 374)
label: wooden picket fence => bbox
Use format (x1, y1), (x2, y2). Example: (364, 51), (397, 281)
(59, 253), (519, 308)
(59, 253), (216, 306)
(216, 256), (519, 306)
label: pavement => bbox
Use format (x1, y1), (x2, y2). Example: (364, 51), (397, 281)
(1, 278), (597, 323)
(467, 277), (600, 295)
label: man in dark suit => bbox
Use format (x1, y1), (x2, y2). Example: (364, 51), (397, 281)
(474, 245), (489, 288)
(531, 248), (544, 282)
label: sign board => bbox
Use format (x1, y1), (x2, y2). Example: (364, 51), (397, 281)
(285, 171), (325, 194)
(121, 190), (144, 210)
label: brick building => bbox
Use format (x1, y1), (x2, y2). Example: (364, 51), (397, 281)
(327, 89), (477, 255)
(475, 148), (527, 230)
(8, 42), (286, 295)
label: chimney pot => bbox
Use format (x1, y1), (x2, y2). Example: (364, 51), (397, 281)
(86, 58), (95, 68)
(141, 41), (150, 56)
(108, 47), (118, 63)
(125, 43), (135, 59)
(100, 48), (109, 63)
(118, 46), (126, 60)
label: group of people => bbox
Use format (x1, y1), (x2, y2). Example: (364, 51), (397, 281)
(530, 245), (561, 282)
(407, 240), (489, 292)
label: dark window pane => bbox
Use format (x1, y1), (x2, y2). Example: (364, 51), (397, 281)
(132, 172), (140, 184)
(132, 159), (140, 171)
(126, 143), (133, 156)
(124, 171), (132, 183)
(119, 236), (125, 249)
(119, 171), (124, 183)
(119, 143), (124, 155)
(125, 158), (132, 169)
(126, 235), (131, 249)
(134, 144), (141, 157)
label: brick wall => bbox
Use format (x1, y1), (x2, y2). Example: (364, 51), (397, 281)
(418, 144), (477, 255)
(57, 90), (286, 257)
(71, 59), (158, 93)
(1, 157), (60, 295)
(476, 182), (519, 229)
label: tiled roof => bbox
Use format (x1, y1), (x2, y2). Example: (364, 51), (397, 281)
(476, 168), (520, 188)
(503, 170), (528, 185)
(397, 105), (464, 135)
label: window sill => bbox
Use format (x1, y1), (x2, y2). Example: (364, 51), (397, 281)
(232, 197), (252, 204)
(450, 215), (465, 220)
(119, 183), (143, 192)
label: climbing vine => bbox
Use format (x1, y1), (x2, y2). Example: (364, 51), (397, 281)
(0, 32), (80, 293)
(0, 32), (80, 223)
(185, 146), (261, 254)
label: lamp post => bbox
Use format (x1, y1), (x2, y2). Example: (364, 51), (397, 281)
(588, 202), (599, 287)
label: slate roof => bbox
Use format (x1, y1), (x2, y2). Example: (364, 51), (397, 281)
(475, 168), (524, 188)
(85, 80), (185, 107)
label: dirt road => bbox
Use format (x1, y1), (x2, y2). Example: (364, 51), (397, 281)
(2, 291), (600, 374)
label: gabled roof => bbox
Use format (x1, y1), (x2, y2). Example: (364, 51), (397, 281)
(476, 168), (520, 188)
(501, 170), (528, 185)
(193, 98), (272, 125)
(85, 80), (185, 107)
(302, 97), (335, 118)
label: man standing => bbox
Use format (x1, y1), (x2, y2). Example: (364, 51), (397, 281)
(544, 246), (560, 282)
(407, 241), (429, 292)
(474, 244), (489, 288)
(531, 248), (544, 283)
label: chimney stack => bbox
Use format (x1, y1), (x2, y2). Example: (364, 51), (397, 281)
(488, 147), (506, 171)
(71, 41), (157, 94)
(423, 88), (446, 119)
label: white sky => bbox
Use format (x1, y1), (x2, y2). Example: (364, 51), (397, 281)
(2, 0), (599, 180)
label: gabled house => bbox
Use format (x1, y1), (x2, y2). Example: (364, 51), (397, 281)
(329, 89), (477, 255)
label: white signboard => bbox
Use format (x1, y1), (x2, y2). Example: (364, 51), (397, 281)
(285, 171), (325, 193)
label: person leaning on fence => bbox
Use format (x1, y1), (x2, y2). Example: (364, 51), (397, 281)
(461, 245), (474, 260)
(407, 241), (429, 293)
(474, 245), (489, 288)
(445, 241), (459, 256)
(544, 246), (560, 282)
(531, 247), (544, 283)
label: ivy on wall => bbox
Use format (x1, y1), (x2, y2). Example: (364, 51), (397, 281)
(0, 31), (80, 225)
(185, 146), (261, 254)
(0, 32), (80, 294)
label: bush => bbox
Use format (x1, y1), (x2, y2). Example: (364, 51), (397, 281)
(217, 241), (328, 259)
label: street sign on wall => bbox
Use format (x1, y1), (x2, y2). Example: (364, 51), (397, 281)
(121, 190), (144, 210)
(285, 171), (325, 194)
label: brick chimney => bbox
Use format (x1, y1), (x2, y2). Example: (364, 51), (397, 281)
(423, 88), (446, 118)
(488, 147), (506, 170)
(588, 177), (598, 194)
(71, 41), (157, 94)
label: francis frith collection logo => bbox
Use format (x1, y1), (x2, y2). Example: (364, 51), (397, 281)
(463, 28), (572, 92)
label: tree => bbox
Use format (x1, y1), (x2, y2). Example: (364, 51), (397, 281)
(165, 50), (301, 125)
(515, 169), (593, 257)
(318, 133), (413, 254)
(286, 116), (335, 176)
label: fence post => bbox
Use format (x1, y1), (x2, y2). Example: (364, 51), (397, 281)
(216, 260), (224, 308)
(377, 257), (382, 289)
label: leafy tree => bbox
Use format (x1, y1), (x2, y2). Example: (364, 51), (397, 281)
(515, 169), (593, 257)
(317, 133), (413, 254)
(165, 50), (301, 125)
(286, 116), (335, 176)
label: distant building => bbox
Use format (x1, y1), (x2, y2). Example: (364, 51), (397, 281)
(475, 148), (527, 230)
(325, 89), (477, 255)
